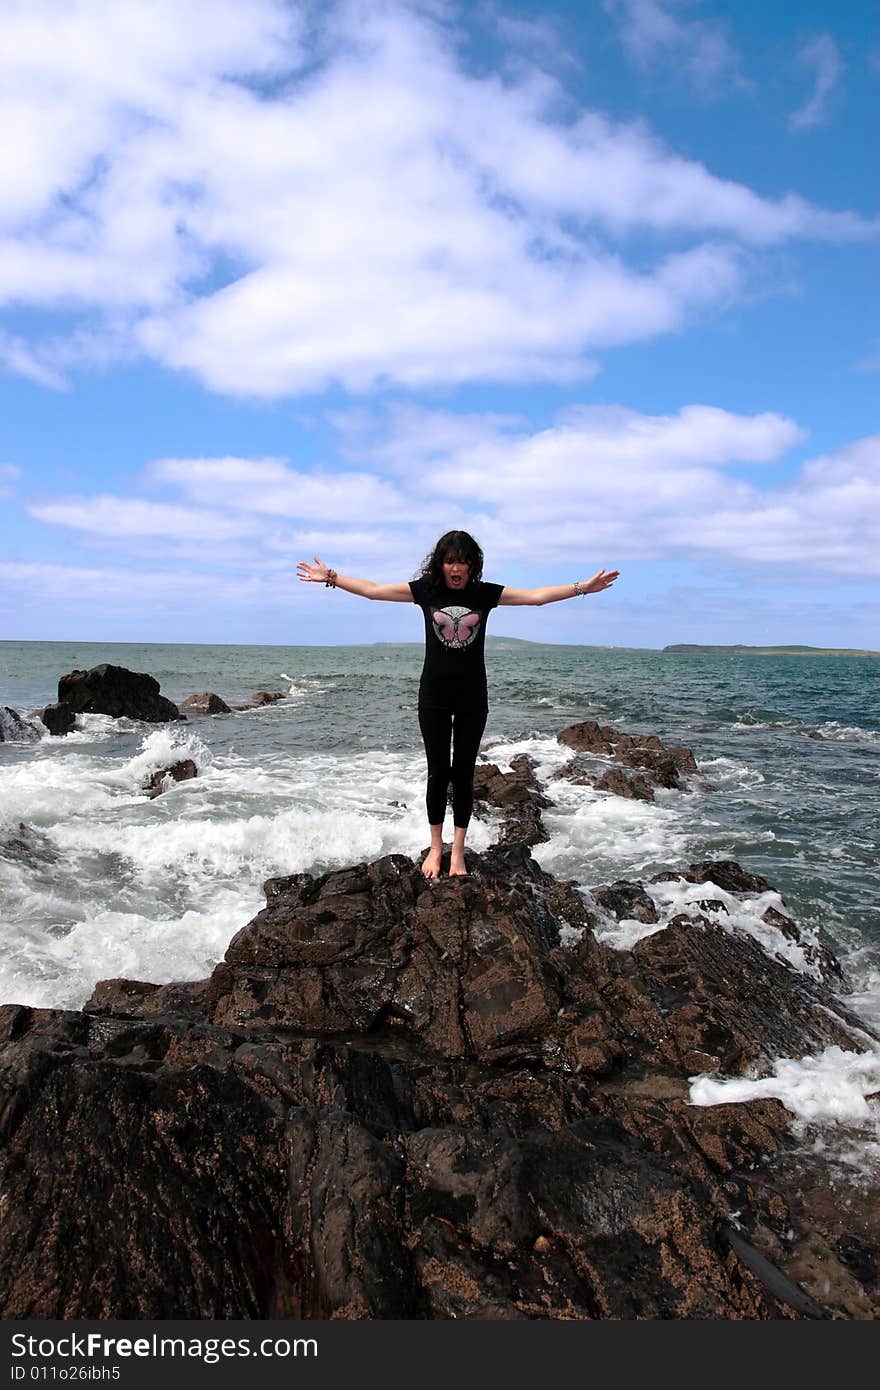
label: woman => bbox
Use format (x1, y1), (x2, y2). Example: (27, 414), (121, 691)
(297, 531), (618, 879)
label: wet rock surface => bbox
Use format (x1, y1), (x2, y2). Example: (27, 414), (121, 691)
(39, 702), (76, 736)
(555, 719), (698, 797)
(473, 754), (550, 844)
(54, 664), (183, 726)
(143, 759), (199, 799)
(1, 845), (876, 1320)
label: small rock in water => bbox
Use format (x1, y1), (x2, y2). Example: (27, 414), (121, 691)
(41, 703), (76, 736)
(179, 692), (231, 715)
(143, 759), (198, 799)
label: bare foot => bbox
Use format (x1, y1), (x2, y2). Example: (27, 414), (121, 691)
(421, 845), (443, 878)
(449, 849), (468, 877)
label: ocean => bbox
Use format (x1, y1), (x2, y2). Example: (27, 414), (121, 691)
(1, 637), (879, 1159)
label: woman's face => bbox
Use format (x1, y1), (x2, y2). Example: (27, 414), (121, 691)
(442, 554), (470, 590)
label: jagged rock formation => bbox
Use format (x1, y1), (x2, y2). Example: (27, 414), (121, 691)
(554, 719), (698, 799)
(473, 754), (549, 844)
(50, 664), (183, 728)
(0, 846), (876, 1321)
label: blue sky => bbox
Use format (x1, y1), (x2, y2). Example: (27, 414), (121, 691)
(1, 0), (877, 648)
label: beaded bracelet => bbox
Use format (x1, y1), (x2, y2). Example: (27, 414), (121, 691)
(325, 569), (338, 589)
(572, 580), (584, 596)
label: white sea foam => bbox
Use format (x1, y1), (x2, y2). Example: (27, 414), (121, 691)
(698, 755), (765, 790)
(689, 1044), (880, 1171)
(1, 888), (261, 1012)
(0, 734), (499, 1009)
(814, 720), (880, 745)
(279, 672), (338, 699)
(646, 877), (820, 976)
(594, 915), (667, 950)
(486, 734), (692, 885)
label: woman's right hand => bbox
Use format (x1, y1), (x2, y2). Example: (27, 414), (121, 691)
(296, 555), (329, 583)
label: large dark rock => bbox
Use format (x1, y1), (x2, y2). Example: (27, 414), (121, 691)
(55, 665), (182, 723)
(0, 849), (876, 1320)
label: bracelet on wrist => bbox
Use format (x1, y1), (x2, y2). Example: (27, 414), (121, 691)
(572, 580), (584, 596)
(325, 569), (338, 589)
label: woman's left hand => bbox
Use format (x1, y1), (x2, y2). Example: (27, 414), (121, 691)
(583, 568), (619, 593)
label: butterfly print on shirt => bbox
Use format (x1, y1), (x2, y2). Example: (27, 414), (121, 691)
(431, 606), (482, 649)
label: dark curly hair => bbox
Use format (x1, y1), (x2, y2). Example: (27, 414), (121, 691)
(415, 530), (484, 595)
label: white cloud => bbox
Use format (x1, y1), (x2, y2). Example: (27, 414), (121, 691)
(30, 409), (878, 580)
(789, 35), (843, 132)
(604, 0), (745, 96)
(0, 331), (68, 390)
(0, 0), (872, 397)
(339, 404), (879, 576)
(27, 495), (265, 542)
(145, 456), (419, 523)
(0, 559), (305, 615)
(0, 464), (22, 500)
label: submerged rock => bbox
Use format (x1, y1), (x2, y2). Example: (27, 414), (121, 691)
(0, 847), (875, 1321)
(0, 823), (60, 866)
(55, 664), (182, 725)
(0, 707), (42, 742)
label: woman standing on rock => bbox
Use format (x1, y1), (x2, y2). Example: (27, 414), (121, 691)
(297, 531), (618, 879)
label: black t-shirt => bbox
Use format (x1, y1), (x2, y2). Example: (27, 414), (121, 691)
(409, 577), (505, 711)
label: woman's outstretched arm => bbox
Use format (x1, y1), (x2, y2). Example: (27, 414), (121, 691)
(296, 556), (414, 602)
(498, 569), (619, 606)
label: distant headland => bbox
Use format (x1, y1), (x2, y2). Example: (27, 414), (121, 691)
(663, 644), (880, 657)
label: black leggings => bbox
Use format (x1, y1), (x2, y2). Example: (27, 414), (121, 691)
(418, 706), (488, 828)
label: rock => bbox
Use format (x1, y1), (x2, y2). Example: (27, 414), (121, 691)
(230, 691), (286, 711)
(55, 665), (182, 723)
(0, 849), (876, 1320)
(0, 824), (59, 867)
(40, 703), (76, 736)
(143, 759), (198, 799)
(594, 767), (655, 801)
(556, 720), (698, 798)
(592, 881), (659, 923)
(179, 692), (232, 715)
(0, 708), (41, 742)
(472, 755), (549, 844)
(550, 758), (596, 787)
